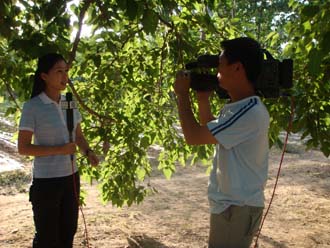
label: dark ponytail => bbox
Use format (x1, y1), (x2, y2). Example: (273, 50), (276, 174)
(31, 53), (66, 99)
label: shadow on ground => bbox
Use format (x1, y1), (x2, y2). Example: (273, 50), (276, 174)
(127, 234), (169, 248)
(257, 234), (289, 248)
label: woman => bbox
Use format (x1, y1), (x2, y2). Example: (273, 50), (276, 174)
(18, 53), (99, 248)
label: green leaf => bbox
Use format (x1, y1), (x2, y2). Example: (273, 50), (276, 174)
(93, 55), (101, 67)
(301, 5), (320, 18)
(136, 166), (146, 181)
(142, 9), (158, 34)
(320, 145), (330, 157)
(140, 136), (150, 148)
(303, 20), (311, 31)
(5, 107), (17, 116)
(163, 168), (173, 179)
(117, 0), (127, 11)
(321, 31), (330, 54)
(126, 0), (139, 20)
(308, 48), (322, 77)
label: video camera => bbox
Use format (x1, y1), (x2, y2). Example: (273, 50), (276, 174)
(185, 49), (293, 98)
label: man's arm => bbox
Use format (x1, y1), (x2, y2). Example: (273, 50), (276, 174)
(174, 71), (217, 145)
(196, 91), (215, 125)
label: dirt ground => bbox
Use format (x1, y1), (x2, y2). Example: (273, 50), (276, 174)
(0, 145), (330, 248)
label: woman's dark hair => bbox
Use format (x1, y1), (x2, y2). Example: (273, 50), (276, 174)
(31, 53), (66, 99)
(220, 37), (263, 86)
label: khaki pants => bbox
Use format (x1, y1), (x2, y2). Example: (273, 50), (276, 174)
(208, 205), (263, 248)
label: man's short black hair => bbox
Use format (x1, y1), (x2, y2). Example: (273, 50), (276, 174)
(220, 37), (263, 85)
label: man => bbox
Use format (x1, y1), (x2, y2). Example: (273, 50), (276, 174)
(174, 37), (270, 248)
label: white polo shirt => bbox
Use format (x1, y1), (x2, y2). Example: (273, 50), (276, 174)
(207, 96), (270, 214)
(19, 92), (82, 178)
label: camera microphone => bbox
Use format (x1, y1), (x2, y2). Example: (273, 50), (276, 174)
(63, 92), (75, 162)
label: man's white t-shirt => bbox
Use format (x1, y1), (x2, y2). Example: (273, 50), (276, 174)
(207, 96), (270, 214)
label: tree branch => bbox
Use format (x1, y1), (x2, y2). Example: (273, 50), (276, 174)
(158, 13), (174, 29)
(2, 79), (21, 111)
(158, 31), (171, 95)
(67, 80), (114, 122)
(67, 0), (114, 123)
(68, 0), (92, 66)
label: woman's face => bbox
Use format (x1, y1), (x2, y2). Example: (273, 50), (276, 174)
(41, 60), (69, 92)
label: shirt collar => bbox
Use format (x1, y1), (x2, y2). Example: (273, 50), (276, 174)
(38, 92), (62, 104)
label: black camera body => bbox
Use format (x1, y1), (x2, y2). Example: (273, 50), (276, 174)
(185, 50), (293, 98)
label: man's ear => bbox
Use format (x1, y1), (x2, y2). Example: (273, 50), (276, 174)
(236, 62), (244, 71)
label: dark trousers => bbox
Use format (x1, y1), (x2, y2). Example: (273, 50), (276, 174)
(29, 173), (80, 248)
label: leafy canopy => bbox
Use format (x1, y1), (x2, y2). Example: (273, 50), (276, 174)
(0, 0), (329, 207)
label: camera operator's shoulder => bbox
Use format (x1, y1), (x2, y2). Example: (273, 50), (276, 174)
(248, 101), (270, 127)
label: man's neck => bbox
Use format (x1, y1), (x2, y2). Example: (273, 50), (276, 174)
(229, 89), (256, 103)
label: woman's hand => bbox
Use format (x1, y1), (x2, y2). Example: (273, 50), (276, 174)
(86, 150), (99, 167)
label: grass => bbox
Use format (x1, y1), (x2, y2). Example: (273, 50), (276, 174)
(0, 120), (16, 133)
(0, 170), (31, 195)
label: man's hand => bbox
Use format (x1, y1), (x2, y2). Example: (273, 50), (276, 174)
(173, 70), (218, 145)
(174, 70), (190, 96)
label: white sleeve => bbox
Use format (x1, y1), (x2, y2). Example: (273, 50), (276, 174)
(19, 102), (34, 132)
(207, 108), (260, 150)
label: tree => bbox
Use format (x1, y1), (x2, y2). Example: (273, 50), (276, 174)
(284, 0), (330, 156)
(0, 0), (329, 207)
